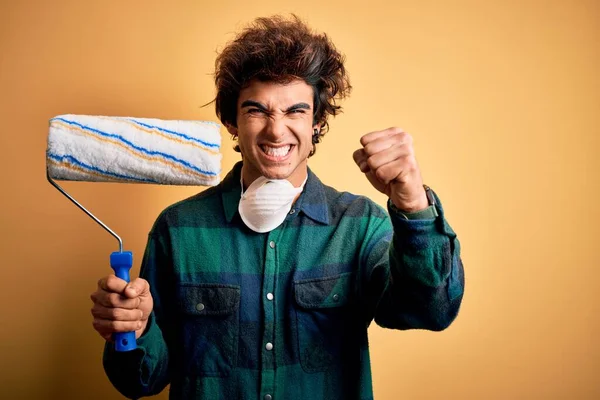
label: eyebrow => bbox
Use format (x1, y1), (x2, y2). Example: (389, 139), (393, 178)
(285, 102), (311, 112)
(241, 100), (312, 112)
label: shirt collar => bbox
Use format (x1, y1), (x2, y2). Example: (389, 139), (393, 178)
(221, 161), (330, 225)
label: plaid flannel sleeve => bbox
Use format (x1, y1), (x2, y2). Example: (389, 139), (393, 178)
(363, 191), (465, 330)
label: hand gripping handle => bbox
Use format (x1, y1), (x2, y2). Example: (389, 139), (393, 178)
(110, 251), (137, 352)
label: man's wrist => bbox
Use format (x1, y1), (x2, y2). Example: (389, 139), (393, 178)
(389, 185), (439, 220)
(390, 186), (428, 213)
(391, 197), (428, 213)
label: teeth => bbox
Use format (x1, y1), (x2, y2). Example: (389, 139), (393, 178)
(262, 145), (291, 157)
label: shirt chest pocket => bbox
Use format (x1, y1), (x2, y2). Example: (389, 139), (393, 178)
(294, 272), (357, 373)
(176, 284), (240, 377)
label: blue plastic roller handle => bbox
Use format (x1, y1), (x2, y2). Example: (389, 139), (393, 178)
(110, 251), (137, 352)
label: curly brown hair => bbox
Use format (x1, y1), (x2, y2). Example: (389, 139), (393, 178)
(213, 14), (352, 156)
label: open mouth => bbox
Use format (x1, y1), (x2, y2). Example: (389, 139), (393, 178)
(259, 144), (294, 160)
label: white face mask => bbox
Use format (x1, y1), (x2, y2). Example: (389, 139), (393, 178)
(238, 176), (306, 233)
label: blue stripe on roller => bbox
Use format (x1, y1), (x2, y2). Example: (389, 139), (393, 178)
(47, 153), (158, 183)
(51, 117), (219, 176)
(126, 118), (221, 149)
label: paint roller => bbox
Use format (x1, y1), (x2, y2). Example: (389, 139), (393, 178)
(46, 114), (222, 351)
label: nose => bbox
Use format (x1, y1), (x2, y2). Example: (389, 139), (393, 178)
(264, 115), (287, 142)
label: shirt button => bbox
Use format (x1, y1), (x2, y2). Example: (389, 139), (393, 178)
(266, 293), (274, 301)
(264, 395), (273, 400)
(265, 342), (273, 351)
(289, 208), (295, 215)
(269, 241), (275, 249)
(332, 294), (340, 302)
(196, 303), (205, 311)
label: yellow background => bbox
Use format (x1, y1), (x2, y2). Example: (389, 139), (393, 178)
(1, 0), (598, 399)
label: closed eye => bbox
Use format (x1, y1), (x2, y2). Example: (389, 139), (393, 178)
(286, 103), (311, 114)
(247, 108), (266, 114)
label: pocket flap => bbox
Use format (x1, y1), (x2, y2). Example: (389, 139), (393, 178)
(294, 272), (353, 309)
(177, 284), (240, 316)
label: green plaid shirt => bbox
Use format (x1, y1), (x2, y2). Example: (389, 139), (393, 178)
(103, 161), (464, 400)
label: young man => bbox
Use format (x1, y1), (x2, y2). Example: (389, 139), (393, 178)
(91, 15), (464, 400)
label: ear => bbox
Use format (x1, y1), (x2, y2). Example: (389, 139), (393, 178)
(225, 123), (238, 137)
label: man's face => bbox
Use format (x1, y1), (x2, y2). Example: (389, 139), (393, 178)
(228, 79), (318, 187)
